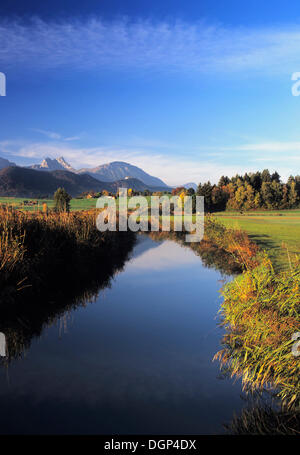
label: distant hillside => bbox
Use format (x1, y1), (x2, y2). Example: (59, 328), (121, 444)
(0, 157), (16, 170)
(0, 167), (107, 197)
(110, 177), (171, 193)
(182, 182), (197, 191)
(78, 161), (167, 187)
(0, 167), (171, 198)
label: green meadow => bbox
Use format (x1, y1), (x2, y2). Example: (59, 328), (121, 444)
(0, 196), (98, 211)
(214, 210), (300, 270)
(166, 209), (300, 270)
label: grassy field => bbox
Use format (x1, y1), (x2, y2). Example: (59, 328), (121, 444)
(164, 209), (300, 270)
(0, 197), (99, 211)
(214, 210), (300, 270)
(0, 196), (155, 212)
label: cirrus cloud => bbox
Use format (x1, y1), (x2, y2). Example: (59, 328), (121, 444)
(0, 17), (300, 75)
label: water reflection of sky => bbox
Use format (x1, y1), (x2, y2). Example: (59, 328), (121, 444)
(127, 240), (200, 271)
(0, 236), (244, 435)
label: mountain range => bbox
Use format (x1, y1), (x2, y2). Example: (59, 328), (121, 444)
(77, 161), (167, 187)
(182, 182), (197, 191)
(0, 167), (103, 198)
(0, 161), (171, 197)
(0, 156), (199, 197)
(28, 157), (167, 187)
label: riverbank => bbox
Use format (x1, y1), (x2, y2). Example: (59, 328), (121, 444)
(0, 206), (136, 304)
(2, 196), (299, 270)
(1, 207), (299, 417)
(0, 210), (261, 304)
(215, 251), (300, 411)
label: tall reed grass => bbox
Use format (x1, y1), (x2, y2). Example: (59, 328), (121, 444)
(215, 256), (300, 408)
(0, 206), (135, 303)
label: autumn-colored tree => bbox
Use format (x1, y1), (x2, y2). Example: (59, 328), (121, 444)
(172, 186), (185, 196)
(288, 180), (298, 208)
(195, 170), (300, 211)
(42, 203), (48, 214)
(177, 190), (186, 208)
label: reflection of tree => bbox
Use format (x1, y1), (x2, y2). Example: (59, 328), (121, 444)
(0, 233), (137, 363)
(226, 391), (300, 435)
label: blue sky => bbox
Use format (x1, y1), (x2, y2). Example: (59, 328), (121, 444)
(1, 0), (300, 185)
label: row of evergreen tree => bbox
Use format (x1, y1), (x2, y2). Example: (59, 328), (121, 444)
(196, 170), (300, 211)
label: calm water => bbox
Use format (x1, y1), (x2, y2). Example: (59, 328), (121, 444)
(0, 236), (245, 434)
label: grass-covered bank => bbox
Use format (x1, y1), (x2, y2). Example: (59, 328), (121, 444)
(0, 207), (136, 304)
(215, 256), (300, 410)
(202, 218), (300, 414)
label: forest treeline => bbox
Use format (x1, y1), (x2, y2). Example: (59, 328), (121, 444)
(196, 169), (300, 211)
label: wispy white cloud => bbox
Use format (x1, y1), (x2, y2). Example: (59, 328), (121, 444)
(234, 141), (300, 152)
(64, 136), (81, 141)
(251, 156), (300, 162)
(31, 128), (62, 140)
(31, 129), (81, 142)
(2, 138), (297, 185)
(188, 141), (300, 154)
(1, 17), (300, 75)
